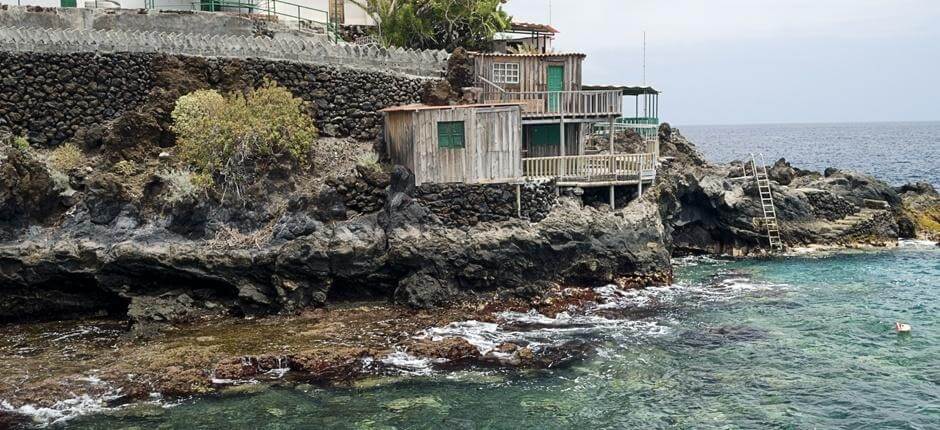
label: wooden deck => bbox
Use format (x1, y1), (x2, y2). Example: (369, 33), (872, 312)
(482, 89), (623, 119)
(522, 153), (656, 185)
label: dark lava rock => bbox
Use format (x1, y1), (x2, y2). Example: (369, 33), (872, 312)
(406, 337), (480, 363)
(446, 47), (475, 90)
(0, 147), (62, 234)
(394, 272), (460, 309)
(421, 79), (454, 106)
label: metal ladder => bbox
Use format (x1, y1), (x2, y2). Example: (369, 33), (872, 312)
(750, 153), (784, 251)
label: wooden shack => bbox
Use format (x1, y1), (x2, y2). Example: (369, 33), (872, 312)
(381, 103), (524, 185)
(473, 52), (585, 95)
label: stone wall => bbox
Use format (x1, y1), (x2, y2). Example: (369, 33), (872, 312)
(415, 182), (557, 227)
(804, 190), (859, 221)
(0, 51), (428, 145)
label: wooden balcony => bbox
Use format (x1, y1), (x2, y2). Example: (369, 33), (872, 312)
(482, 89), (623, 119)
(523, 153), (656, 185)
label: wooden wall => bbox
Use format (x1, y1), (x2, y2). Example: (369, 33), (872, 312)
(524, 123), (583, 158)
(384, 106), (523, 185)
(474, 54), (584, 93)
(384, 110), (415, 172)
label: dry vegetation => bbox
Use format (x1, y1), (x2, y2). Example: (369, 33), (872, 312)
(48, 142), (85, 172)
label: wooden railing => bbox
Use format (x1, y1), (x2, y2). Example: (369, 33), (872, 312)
(482, 90), (622, 118)
(523, 153), (655, 182)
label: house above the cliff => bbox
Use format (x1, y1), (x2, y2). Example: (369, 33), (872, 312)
(490, 21), (558, 54)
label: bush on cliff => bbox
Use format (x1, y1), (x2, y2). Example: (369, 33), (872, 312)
(48, 143), (85, 172)
(171, 83), (318, 197)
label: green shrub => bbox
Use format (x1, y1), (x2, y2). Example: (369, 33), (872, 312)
(171, 83), (318, 194)
(12, 136), (29, 151)
(356, 151), (380, 170)
(113, 160), (137, 177)
(49, 143), (85, 172)
(159, 169), (207, 204)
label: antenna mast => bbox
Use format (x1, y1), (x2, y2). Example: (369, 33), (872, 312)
(549, 0), (553, 25)
(642, 31), (647, 85)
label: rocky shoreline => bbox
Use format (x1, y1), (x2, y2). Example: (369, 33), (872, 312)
(0, 281), (670, 427)
(2, 119), (939, 426)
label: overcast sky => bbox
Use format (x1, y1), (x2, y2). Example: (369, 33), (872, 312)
(502, 0), (940, 125)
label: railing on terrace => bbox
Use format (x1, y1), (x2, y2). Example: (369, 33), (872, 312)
(140, 0), (338, 41)
(482, 90), (622, 118)
(523, 153), (655, 183)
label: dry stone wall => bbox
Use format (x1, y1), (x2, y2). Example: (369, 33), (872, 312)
(415, 182), (557, 227)
(0, 51), (429, 144)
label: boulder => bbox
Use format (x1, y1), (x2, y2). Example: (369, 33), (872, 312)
(394, 272), (460, 309)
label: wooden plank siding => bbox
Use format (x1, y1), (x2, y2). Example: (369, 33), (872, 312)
(383, 105), (523, 185)
(474, 54), (583, 94)
(524, 123), (582, 158)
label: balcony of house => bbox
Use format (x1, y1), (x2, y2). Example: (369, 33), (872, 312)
(479, 87), (623, 120)
(522, 153), (656, 186)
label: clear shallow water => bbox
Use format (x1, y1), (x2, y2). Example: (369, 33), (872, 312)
(681, 121), (940, 187)
(67, 243), (940, 429)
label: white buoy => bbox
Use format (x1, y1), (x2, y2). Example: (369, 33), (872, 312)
(895, 322), (912, 333)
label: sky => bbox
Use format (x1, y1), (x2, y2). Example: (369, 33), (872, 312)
(502, 0), (940, 125)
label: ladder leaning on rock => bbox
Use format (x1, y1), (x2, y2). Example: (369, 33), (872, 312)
(750, 153), (784, 251)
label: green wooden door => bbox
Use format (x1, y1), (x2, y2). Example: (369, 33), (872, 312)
(547, 65), (564, 113)
(60, 0), (77, 7)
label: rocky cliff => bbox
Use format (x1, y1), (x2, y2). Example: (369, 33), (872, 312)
(653, 123), (939, 255)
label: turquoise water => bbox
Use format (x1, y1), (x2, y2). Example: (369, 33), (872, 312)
(67, 243), (940, 429)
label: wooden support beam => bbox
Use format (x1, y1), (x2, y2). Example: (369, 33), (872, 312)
(515, 184), (522, 217)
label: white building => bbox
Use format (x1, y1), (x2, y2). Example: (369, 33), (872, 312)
(1, 0), (375, 26)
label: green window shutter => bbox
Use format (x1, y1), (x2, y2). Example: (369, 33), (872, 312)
(437, 121), (465, 149)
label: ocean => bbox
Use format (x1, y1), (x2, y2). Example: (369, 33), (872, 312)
(55, 123), (940, 429)
(681, 121), (940, 187)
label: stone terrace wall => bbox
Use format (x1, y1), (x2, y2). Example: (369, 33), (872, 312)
(0, 51), (428, 144)
(0, 26), (448, 77)
(415, 182), (557, 227)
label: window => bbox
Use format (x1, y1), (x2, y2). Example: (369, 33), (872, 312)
(492, 63), (520, 84)
(437, 121), (465, 149)
(329, 0), (345, 24)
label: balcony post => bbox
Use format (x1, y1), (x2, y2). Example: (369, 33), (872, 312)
(608, 115), (615, 176)
(559, 115), (566, 177)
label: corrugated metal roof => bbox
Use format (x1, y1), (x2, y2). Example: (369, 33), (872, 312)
(470, 52), (586, 58)
(379, 102), (525, 113)
(509, 22), (559, 34)
(582, 85), (660, 95)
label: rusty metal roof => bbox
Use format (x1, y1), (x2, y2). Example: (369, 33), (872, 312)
(509, 22), (559, 34)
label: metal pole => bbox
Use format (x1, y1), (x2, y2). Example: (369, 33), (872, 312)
(559, 115), (566, 177)
(610, 185), (615, 210)
(515, 184), (522, 218)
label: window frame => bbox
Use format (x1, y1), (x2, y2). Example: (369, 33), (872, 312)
(437, 121), (466, 149)
(492, 62), (520, 84)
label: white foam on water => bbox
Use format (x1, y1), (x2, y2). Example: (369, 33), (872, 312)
(898, 238), (938, 248)
(2, 393), (123, 427)
(379, 351), (441, 375)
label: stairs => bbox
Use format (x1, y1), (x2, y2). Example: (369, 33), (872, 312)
(818, 208), (882, 241)
(750, 153), (784, 251)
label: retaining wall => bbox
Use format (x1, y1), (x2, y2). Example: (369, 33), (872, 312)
(415, 182), (557, 227)
(0, 51), (429, 144)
